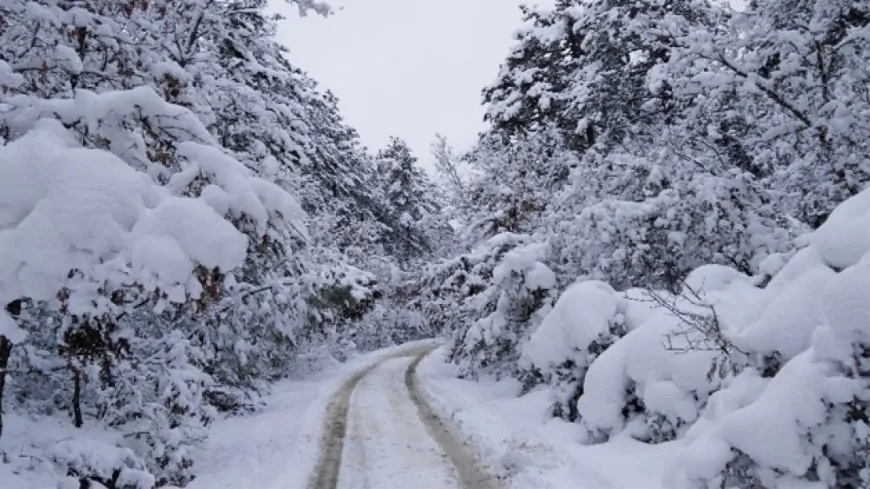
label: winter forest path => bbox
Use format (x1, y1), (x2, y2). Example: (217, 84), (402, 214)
(307, 347), (503, 489)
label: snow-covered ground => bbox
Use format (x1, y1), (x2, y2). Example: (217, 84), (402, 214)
(194, 341), (680, 489)
(190, 341), (681, 489)
(338, 355), (461, 489)
(189, 340), (438, 489)
(417, 347), (680, 489)
(0, 341), (437, 489)
(0, 412), (153, 489)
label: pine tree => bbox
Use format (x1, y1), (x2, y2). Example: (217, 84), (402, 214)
(483, 2), (588, 149)
(462, 127), (574, 243)
(0, 1), (406, 486)
(376, 137), (449, 265)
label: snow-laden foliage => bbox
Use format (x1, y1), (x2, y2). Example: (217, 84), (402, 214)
(438, 234), (557, 380)
(415, 1), (870, 487)
(0, 102), (285, 486)
(666, 0), (870, 228)
(521, 280), (629, 421)
(552, 162), (797, 291)
(461, 128), (575, 245)
(456, 0), (869, 292)
(375, 137), (453, 265)
(429, 0), (863, 379)
(0, 1), (454, 487)
(573, 266), (760, 444)
(668, 186), (870, 488)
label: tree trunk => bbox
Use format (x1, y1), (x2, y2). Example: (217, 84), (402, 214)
(0, 335), (12, 439)
(72, 367), (83, 428)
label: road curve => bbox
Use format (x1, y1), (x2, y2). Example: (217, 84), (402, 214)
(306, 346), (503, 489)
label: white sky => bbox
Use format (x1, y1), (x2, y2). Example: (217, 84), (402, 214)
(269, 0), (552, 173)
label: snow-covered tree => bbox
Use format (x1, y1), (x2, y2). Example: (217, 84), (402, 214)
(429, 133), (468, 232)
(483, 0), (705, 152)
(483, 2), (588, 149)
(0, 116), (277, 483)
(447, 234), (557, 380)
(0, 0), (429, 486)
(376, 137), (451, 265)
(462, 127), (575, 243)
(667, 0), (870, 227)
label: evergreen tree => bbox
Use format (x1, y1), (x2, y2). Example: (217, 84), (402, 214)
(430, 133), (468, 228)
(0, 1), (414, 486)
(376, 137), (450, 265)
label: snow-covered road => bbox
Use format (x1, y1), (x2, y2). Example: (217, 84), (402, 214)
(185, 342), (665, 489)
(309, 350), (502, 489)
(338, 355), (460, 489)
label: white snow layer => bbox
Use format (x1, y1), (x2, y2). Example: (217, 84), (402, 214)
(417, 348), (679, 489)
(497, 186), (870, 488)
(492, 241), (555, 291)
(666, 186), (870, 487)
(524, 280), (617, 369)
(810, 185), (870, 270)
(0, 120), (249, 307)
(188, 341), (439, 489)
(0, 309), (26, 343)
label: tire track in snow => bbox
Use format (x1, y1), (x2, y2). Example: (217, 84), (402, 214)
(337, 355), (461, 489)
(405, 353), (504, 489)
(306, 362), (375, 489)
(306, 344), (436, 489)
(307, 344), (504, 489)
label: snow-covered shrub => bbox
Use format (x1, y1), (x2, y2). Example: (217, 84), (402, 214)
(410, 234), (522, 350)
(5, 301), (69, 418)
(565, 198), (677, 290)
(448, 234), (557, 380)
(576, 265), (761, 444)
(302, 264), (381, 353)
(521, 281), (628, 421)
(672, 187), (870, 488)
(572, 250), (837, 446)
(555, 170), (795, 293)
(97, 329), (215, 488)
(352, 298), (429, 352)
(729, 248), (837, 377)
(404, 234), (549, 377)
(406, 249), (494, 338)
(48, 438), (155, 489)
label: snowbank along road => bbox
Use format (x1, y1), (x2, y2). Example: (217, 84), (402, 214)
(307, 346), (503, 489)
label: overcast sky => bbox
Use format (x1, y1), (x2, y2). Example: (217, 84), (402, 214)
(269, 0), (552, 173)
